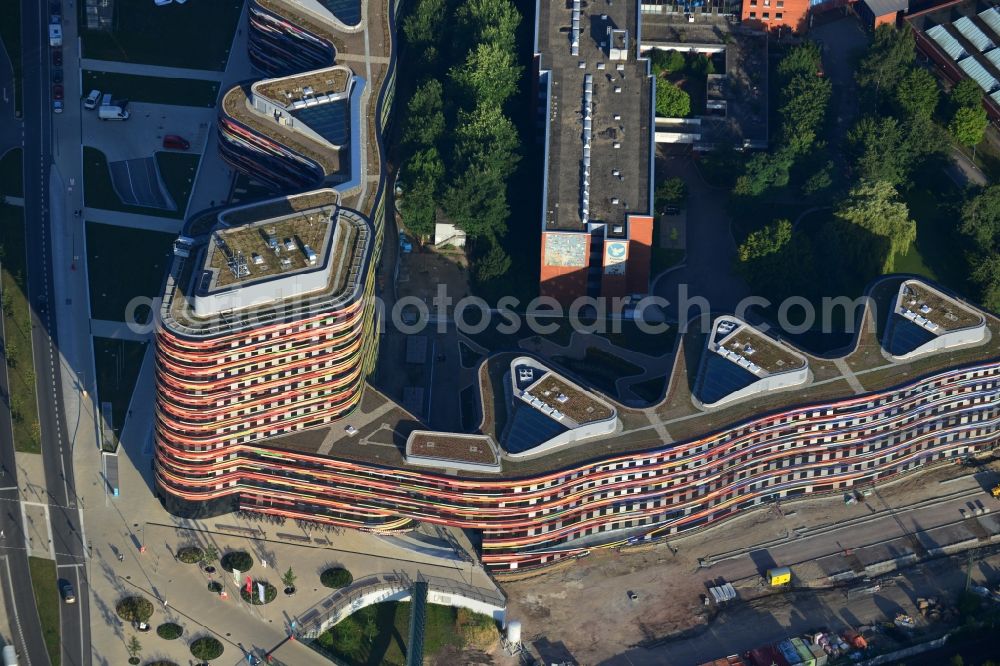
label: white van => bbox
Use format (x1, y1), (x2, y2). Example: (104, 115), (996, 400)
(83, 90), (101, 110)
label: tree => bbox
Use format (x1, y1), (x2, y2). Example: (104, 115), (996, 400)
(281, 567), (297, 590)
(655, 82), (690, 117)
(126, 635), (142, 663)
(738, 219), (793, 263)
(950, 104), (988, 149)
(453, 104), (520, 175)
(894, 67), (939, 119)
(733, 151), (793, 197)
(453, 0), (521, 54)
(970, 252), (1000, 312)
(402, 80), (445, 149)
(847, 115), (909, 185)
(802, 161), (834, 196)
(399, 147), (445, 238)
(779, 73), (832, 155)
(202, 545), (218, 566)
(961, 184), (1000, 250)
(474, 243), (512, 282)
(650, 49), (685, 76)
(403, 0), (445, 49)
(655, 177), (688, 211)
(835, 180), (915, 273)
(735, 219), (815, 301)
(856, 25), (915, 94)
(951, 78), (983, 109)
(451, 41), (522, 110)
(442, 163), (509, 240)
(777, 42), (822, 81)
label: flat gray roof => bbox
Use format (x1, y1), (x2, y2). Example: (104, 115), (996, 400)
(537, 0), (653, 232)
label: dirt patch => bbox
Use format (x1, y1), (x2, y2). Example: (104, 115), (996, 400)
(397, 247), (470, 305)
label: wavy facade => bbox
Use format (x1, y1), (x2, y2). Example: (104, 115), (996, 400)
(155, 359), (1000, 573)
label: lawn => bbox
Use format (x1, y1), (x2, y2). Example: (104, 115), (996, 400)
(0, 0), (21, 115)
(0, 204), (40, 453)
(28, 557), (60, 666)
(86, 222), (175, 322)
(313, 601), (496, 666)
(79, 0), (244, 71)
(93, 337), (149, 439)
(82, 71), (220, 107)
(0, 148), (22, 198)
(83, 147), (200, 219)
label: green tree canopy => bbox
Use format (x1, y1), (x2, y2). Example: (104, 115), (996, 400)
(474, 243), (512, 282)
(735, 219), (816, 301)
(442, 163), (509, 240)
(451, 41), (522, 110)
(403, 0), (445, 50)
(655, 82), (690, 117)
(452, 104), (520, 175)
(847, 115), (909, 185)
(738, 219), (793, 263)
(650, 49), (686, 76)
(777, 42), (823, 81)
(779, 72), (832, 154)
(399, 147), (445, 238)
(733, 151), (793, 197)
(835, 180), (915, 273)
(961, 184), (1000, 250)
(950, 104), (988, 148)
(402, 80), (445, 149)
(951, 78), (983, 109)
(856, 25), (915, 93)
(894, 67), (939, 119)
(453, 0), (521, 54)
(655, 177), (688, 210)
(969, 253), (1000, 312)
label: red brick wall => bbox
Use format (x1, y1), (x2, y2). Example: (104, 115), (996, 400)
(741, 0), (811, 33)
(626, 215), (653, 295)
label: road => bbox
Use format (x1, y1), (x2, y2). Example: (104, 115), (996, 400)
(18, 0), (92, 664)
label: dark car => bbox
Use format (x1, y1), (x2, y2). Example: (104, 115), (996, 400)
(162, 134), (190, 150)
(60, 580), (75, 604)
(52, 84), (63, 101)
(51, 47), (62, 66)
(51, 67), (62, 84)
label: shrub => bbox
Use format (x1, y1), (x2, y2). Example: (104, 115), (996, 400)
(189, 636), (224, 661)
(219, 550), (253, 573)
(143, 661), (179, 666)
(176, 546), (204, 564)
(156, 623), (183, 640)
(207, 581), (223, 594)
(239, 580), (276, 605)
(116, 596), (154, 622)
(320, 568), (353, 589)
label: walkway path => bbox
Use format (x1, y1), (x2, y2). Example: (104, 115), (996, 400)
(833, 357), (866, 395)
(84, 207), (184, 234)
(79, 58), (225, 81)
(90, 318), (152, 342)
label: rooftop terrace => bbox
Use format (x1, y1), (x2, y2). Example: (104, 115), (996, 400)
(406, 432), (500, 467)
(254, 67), (351, 106)
(716, 326), (806, 375)
(896, 280), (984, 333)
(522, 373), (615, 426)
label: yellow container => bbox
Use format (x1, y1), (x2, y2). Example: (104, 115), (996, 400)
(767, 566), (791, 586)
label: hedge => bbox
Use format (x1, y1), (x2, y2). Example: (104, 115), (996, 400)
(116, 596), (154, 622)
(320, 568), (353, 589)
(220, 550), (253, 573)
(189, 636), (224, 661)
(156, 622), (183, 640)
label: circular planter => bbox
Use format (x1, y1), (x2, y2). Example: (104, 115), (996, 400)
(219, 551), (253, 573)
(202, 565), (216, 574)
(156, 622), (183, 640)
(207, 581), (223, 594)
(284, 586), (296, 596)
(176, 546), (204, 564)
(239, 581), (276, 605)
(128, 659), (140, 665)
(115, 596), (154, 623)
(320, 568), (353, 589)
(189, 636), (224, 661)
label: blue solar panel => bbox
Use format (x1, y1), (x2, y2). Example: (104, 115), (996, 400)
(694, 353), (758, 405)
(503, 406), (569, 454)
(320, 0), (362, 26)
(885, 315), (937, 357)
(290, 99), (350, 146)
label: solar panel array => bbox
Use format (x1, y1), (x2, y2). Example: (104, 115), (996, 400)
(954, 16), (995, 51)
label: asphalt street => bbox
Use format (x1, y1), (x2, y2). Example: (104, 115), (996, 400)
(18, 0), (92, 663)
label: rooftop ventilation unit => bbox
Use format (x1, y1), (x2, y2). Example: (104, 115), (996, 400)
(581, 74), (594, 226)
(572, 0), (581, 56)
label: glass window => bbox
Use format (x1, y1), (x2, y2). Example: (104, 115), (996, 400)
(763, 11), (770, 18)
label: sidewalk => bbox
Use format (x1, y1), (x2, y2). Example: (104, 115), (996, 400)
(84, 207), (184, 234)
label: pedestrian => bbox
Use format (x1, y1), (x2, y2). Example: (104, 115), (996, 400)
(118, 552), (124, 562)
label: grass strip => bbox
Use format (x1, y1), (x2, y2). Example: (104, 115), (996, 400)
(28, 556), (61, 666)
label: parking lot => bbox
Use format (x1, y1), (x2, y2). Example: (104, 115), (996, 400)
(81, 100), (213, 163)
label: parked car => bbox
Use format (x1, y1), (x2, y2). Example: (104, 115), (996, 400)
(52, 99), (63, 114)
(162, 134), (190, 150)
(398, 233), (412, 253)
(60, 581), (75, 604)
(51, 67), (62, 84)
(83, 89), (101, 110)
(51, 47), (62, 66)
(52, 84), (63, 101)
